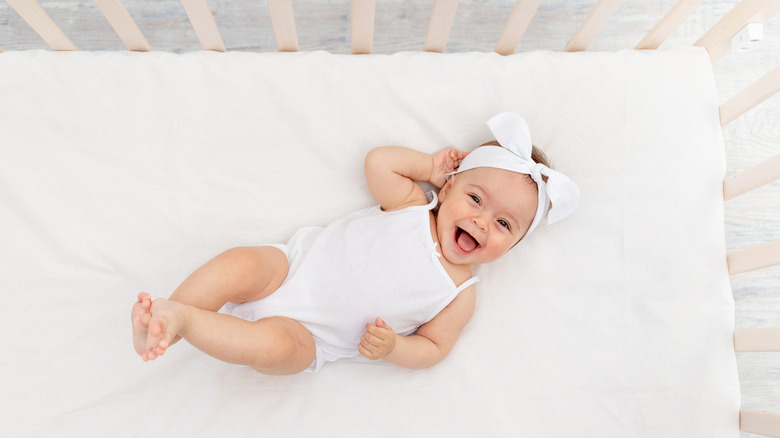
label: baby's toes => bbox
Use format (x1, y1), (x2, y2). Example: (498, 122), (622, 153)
(138, 292), (152, 311)
(139, 312), (152, 328)
(144, 348), (159, 361)
(145, 322), (164, 352)
(148, 318), (163, 338)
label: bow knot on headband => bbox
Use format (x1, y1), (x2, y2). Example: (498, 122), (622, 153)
(529, 162), (545, 182)
(449, 112), (581, 238)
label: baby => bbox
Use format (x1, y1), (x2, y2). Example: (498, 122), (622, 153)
(130, 112), (580, 375)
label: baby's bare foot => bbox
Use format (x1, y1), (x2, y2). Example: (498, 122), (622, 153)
(132, 292), (152, 356)
(144, 298), (189, 362)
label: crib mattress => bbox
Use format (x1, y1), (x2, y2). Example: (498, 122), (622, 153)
(0, 48), (738, 436)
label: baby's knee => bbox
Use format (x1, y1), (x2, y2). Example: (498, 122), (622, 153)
(251, 318), (315, 375)
(221, 246), (288, 301)
(262, 331), (298, 364)
(220, 246), (264, 273)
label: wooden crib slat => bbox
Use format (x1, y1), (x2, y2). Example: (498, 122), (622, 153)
(494, 0), (542, 56)
(267, 0), (299, 52)
(755, 0), (780, 21)
(635, 0), (706, 50)
(727, 240), (780, 275)
(180, 0), (226, 52)
(94, 0), (150, 52)
(6, 0), (77, 51)
(724, 152), (780, 201)
(424, 0), (459, 53)
(351, 0), (376, 54)
(695, 0), (780, 64)
(741, 409), (780, 436)
(710, 1), (780, 63)
(563, 0), (623, 52)
(734, 327), (780, 352)
(720, 66), (780, 125)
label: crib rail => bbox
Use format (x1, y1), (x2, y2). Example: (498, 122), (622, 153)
(727, 240), (780, 275)
(735, 327), (780, 352)
(5, 0), (75, 51)
(180, 0), (225, 52)
(3, 0), (779, 60)
(424, 0), (458, 53)
(93, 0), (149, 51)
(724, 153), (780, 201)
(563, 0), (622, 52)
(635, 0), (707, 50)
(351, 0), (375, 55)
(694, 0), (780, 63)
(716, 4), (780, 432)
(721, 58), (780, 281)
(268, 0), (298, 52)
(742, 410), (780, 437)
(720, 66), (780, 126)
(494, 0), (541, 56)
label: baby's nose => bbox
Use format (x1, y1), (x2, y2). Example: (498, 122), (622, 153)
(472, 216), (487, 232)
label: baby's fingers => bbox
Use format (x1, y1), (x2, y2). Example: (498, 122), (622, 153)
(448, 149), (469, 171)
(361, 331), (383, 348)
(358, 342), (377, 360)
(366, 322), (393, 339)
(445, 149), (460, 169)
(358, 337), (382, 360)
(454, 150), (469, 164)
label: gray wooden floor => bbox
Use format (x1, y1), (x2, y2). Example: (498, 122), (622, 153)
(1, 0), (778, 433)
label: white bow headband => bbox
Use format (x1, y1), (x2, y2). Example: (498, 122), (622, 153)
(449, 112), (581, 238)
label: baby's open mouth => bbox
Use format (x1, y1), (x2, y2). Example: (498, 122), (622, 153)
(455, 227), (480, 254)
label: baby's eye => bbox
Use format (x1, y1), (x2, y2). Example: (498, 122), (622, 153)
(469, 194), (481, 205)
(498, 219), (510, 230)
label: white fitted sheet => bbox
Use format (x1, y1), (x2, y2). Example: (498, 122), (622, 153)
(0, 48), (738, 436)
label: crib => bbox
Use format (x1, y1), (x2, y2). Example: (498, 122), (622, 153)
(1, 0), (778, 436)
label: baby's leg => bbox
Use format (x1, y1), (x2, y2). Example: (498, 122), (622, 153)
(144, 298), (316, 375)
(132, 246), (288, 355)
(169, 246), (289, 310)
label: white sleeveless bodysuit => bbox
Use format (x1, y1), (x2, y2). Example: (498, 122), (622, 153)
(227, 192), (479, 373)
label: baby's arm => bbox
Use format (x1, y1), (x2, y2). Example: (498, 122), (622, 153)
(359, 286), (476, 369)
(365, 146), (467, 212)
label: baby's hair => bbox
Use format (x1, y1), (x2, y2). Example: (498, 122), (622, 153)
(479, 140), (552, 169)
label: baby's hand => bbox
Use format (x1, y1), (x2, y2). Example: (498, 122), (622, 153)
(430, 147), (469, 189)
(358, 317), (397, 360)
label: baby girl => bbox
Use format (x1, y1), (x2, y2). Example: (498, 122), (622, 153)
(130, 112), (580, 375)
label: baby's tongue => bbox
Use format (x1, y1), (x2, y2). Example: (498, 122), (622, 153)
(457, 230), (478, 252)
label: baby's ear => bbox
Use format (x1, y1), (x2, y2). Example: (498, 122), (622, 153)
(438, 175), (454, 201)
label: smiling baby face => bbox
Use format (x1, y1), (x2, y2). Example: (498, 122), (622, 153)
(436, 167), (538, 266)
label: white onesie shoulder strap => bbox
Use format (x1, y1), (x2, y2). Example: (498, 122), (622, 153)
(424, 191), (438, 210)
(455, 276), (479, 293)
